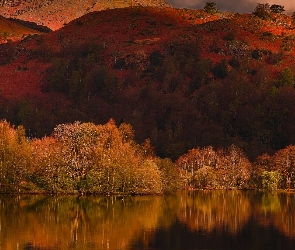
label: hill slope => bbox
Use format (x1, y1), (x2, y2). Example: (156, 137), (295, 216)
(0, 0), (171, 30)
(1, 7), (295, 159)
(0, 15), (48, 43)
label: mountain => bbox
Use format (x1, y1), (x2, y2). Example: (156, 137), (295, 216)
(1, 6), (295, 160)
(0, 0), (171, 30)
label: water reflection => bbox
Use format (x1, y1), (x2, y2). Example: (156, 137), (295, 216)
(0, 192), (295, 249)
(178, 191), (251, 234)
(254, 192), (295, 239)
(0, 195), (166, 249)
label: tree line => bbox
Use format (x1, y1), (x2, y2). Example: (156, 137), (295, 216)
(0, 119), (295, 194)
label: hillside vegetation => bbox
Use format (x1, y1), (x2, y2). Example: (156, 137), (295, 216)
(1, 5), (295, 189)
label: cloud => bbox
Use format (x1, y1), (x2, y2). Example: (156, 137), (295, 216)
(167, 0), (295, 14)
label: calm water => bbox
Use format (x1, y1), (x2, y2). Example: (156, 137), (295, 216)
(0, 191), (295, 250)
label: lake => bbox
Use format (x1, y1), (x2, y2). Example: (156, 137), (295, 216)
(0, 191), (295, 249)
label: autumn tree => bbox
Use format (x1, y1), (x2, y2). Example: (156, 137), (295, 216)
(215, 145), (251, 189)
(177, 146), (218, 188)
(251, 153), (273, 188)
(271, 145), (295, 189)
(0, 121), (31, 192)
(30, 136), (68, 192)
(157, 158), (181, 193)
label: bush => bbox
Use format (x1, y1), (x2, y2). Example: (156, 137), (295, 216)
(212, 59), (228, 79)
(253, 3), (272, 20)
(228, 57), (240, 68)
(270, 4), (285, 14)
(276, 67), (295, 88)
(193, 166), (218, 189)
(261, 171), (281, 190)
(149, 50), (163, 67)
(252, 49), (261, 60)
(292, 12), (295, 27)
(223, 31), (235, 41)
(267, 52), (283, 65)
(113, 58), (126, 70)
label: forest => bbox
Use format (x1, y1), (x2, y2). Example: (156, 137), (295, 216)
(0, 119), (295, 194)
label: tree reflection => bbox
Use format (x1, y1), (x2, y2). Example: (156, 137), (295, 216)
(178, 190), (251, 234)
(0, 195), (165, 249)
(253, 192), (295, 238)
(0, 192), (295, 250)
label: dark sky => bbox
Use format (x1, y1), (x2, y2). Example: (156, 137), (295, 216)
(166, 0), (295, 14)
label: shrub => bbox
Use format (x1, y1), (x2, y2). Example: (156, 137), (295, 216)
(276, 67), (295, 88)
(253, 3), (272, 20)
(270, 4), (285, 14)
(76, 20), (84, 26)
(267, 52), (283, 64)
(292, 12), (295, 27)
(212, 59), (228, 79)
(193, 166), (218, 189)
(252, 49), (261, 60)
(223, 31), (235, 41)
(149, 50), (163, 67)
(0, 42), (15, 65)
(113, 58), (126, 70)
(228, 57), (240, 68)
(261, 171), (281, 190)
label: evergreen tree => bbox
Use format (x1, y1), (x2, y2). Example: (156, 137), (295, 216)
(204, 2), (219, 14)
